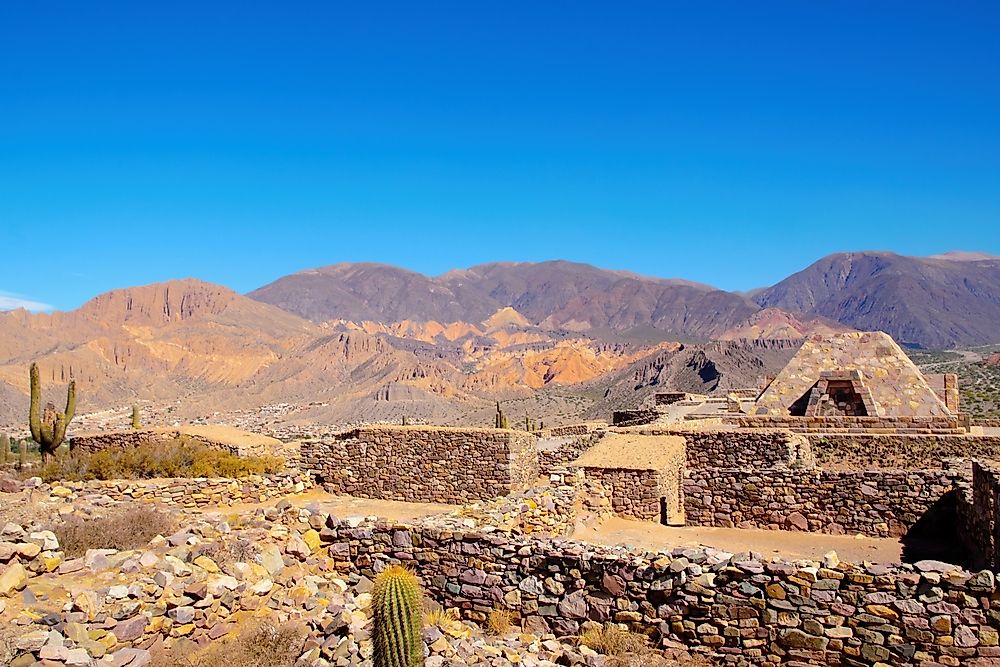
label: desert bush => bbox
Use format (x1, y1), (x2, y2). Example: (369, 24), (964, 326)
(35, 438), (283, 482)
(487, 607), (515, 635)
(195, 535), (260, 568)
(52, 506), (175, 557)
(151, 619), (307, 667)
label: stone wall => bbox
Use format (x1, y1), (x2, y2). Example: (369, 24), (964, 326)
(624, 427), (813, 469)
(537, 433), (604, 475)
(301, 425), (539, 504)
(611, 410), (659, 427)
(70, 426), (284, 459)
(18, 472), (313, 507)
(926, 372), (961, 413)
(807, 433), (1000, 469)
(581, 468), (669, 523)
(324, 518), (1000, 666)
(684, 467), (963, 537)
(722, 414), (965, 434)
(963, 461), (1000, 570)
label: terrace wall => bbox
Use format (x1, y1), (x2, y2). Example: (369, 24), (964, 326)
(684, 467), (963, 538)
(324, 518), (1000, 666)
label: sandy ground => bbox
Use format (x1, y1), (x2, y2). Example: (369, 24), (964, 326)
(574, 516), (903, 564)
(210, 488), (459, 522)
(207, 490), (903, 564)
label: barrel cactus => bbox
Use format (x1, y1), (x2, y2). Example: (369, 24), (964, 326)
(372, 565), (424, 667)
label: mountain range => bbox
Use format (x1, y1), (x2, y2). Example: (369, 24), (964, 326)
(0, 250), (997, 431)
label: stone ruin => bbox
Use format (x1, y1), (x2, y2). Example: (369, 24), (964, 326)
(755, 331), (953, 418)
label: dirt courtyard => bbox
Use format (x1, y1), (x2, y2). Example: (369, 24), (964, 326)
(221, 489), (905, 564)
(574, 516), (904, 564)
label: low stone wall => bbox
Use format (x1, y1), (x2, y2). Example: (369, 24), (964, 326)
(725, 414), (965, 434)
(808, 433), (1000, 469)
(545, 423), (605, 437)
(974, 418), (1000, 428)
(611, 409), (659, 427)
(12, 472), (313, 507)
(583, 468), (667, 522)
(684, 467), (962, 537)
(70, 426), (283, 458)
(324, 518), (1000, 666)
(625, 427), (813, 469)
(301, 425), (539, 504)
(537, 433), (603, 475)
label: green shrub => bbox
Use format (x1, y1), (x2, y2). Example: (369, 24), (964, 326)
(36, 438), (283, 482)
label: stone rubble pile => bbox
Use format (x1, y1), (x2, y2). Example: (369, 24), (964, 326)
(0, 498), (699, 667)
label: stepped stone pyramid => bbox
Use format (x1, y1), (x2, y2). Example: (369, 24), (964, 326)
(754, 331), (952, 417)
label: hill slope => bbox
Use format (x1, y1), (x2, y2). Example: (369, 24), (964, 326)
(249, 261), (759, 339)
(753, 252), (1000, 348)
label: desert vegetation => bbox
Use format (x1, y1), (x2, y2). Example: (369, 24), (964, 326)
(33, 437), (283, 482)
(151, 620), (308, 667)
(49, 505), (175, 557)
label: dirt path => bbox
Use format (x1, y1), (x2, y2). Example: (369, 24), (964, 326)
(574, 516), (903, 564)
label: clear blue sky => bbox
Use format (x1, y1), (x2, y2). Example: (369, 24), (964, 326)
(2, 2), (998, 311)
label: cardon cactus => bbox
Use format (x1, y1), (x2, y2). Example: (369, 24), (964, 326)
(29, 362), (76, 461)
(372, 565), (424, 667)
(495, 402), (509, 429)
(131, 405), (141, 429)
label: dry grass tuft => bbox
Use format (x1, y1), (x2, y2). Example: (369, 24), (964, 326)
(424, 607), (461, 627)
(606, 653), (717, 667)
(35, 438), (283, 482)
(0, 625), (21, 666)
(487, 607), (515, 636)
(52, 506), (175, 557)
(579, 624), (650, 656)
(151, 620), (307, 667)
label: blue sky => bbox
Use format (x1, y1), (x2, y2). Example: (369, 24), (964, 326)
(2, 2), (998, 311)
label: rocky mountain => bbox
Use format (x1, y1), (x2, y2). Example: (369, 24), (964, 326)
(249, 261), (760, 340)
(583, 339), (801, 418)
(252, 254), (1000, 349)
(0, 279), (704, 430)
(717, 308), (851, 341)
(753, 252), (1000, 348)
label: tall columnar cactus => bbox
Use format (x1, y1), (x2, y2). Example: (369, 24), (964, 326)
(131, 405), (142, 429)
(372, 565), (424, 667)
(0, 433), (8, 465)
(495, 402), (509, 429)
(29, 362), (76, 461)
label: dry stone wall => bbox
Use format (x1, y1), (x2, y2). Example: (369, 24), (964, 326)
(624, 427), (813, 469)
(69, 427), (283, 458)
(684, 467), (963, 538)
(808, 433), (1000, 469)
(583, 467), (667, 522)
(723, 414), (965, 434)
(963, 461), (1000, 571)
(301, 425), (539, 504)
(13, 472), (312, 507)
(325, 517), (1000, 666)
